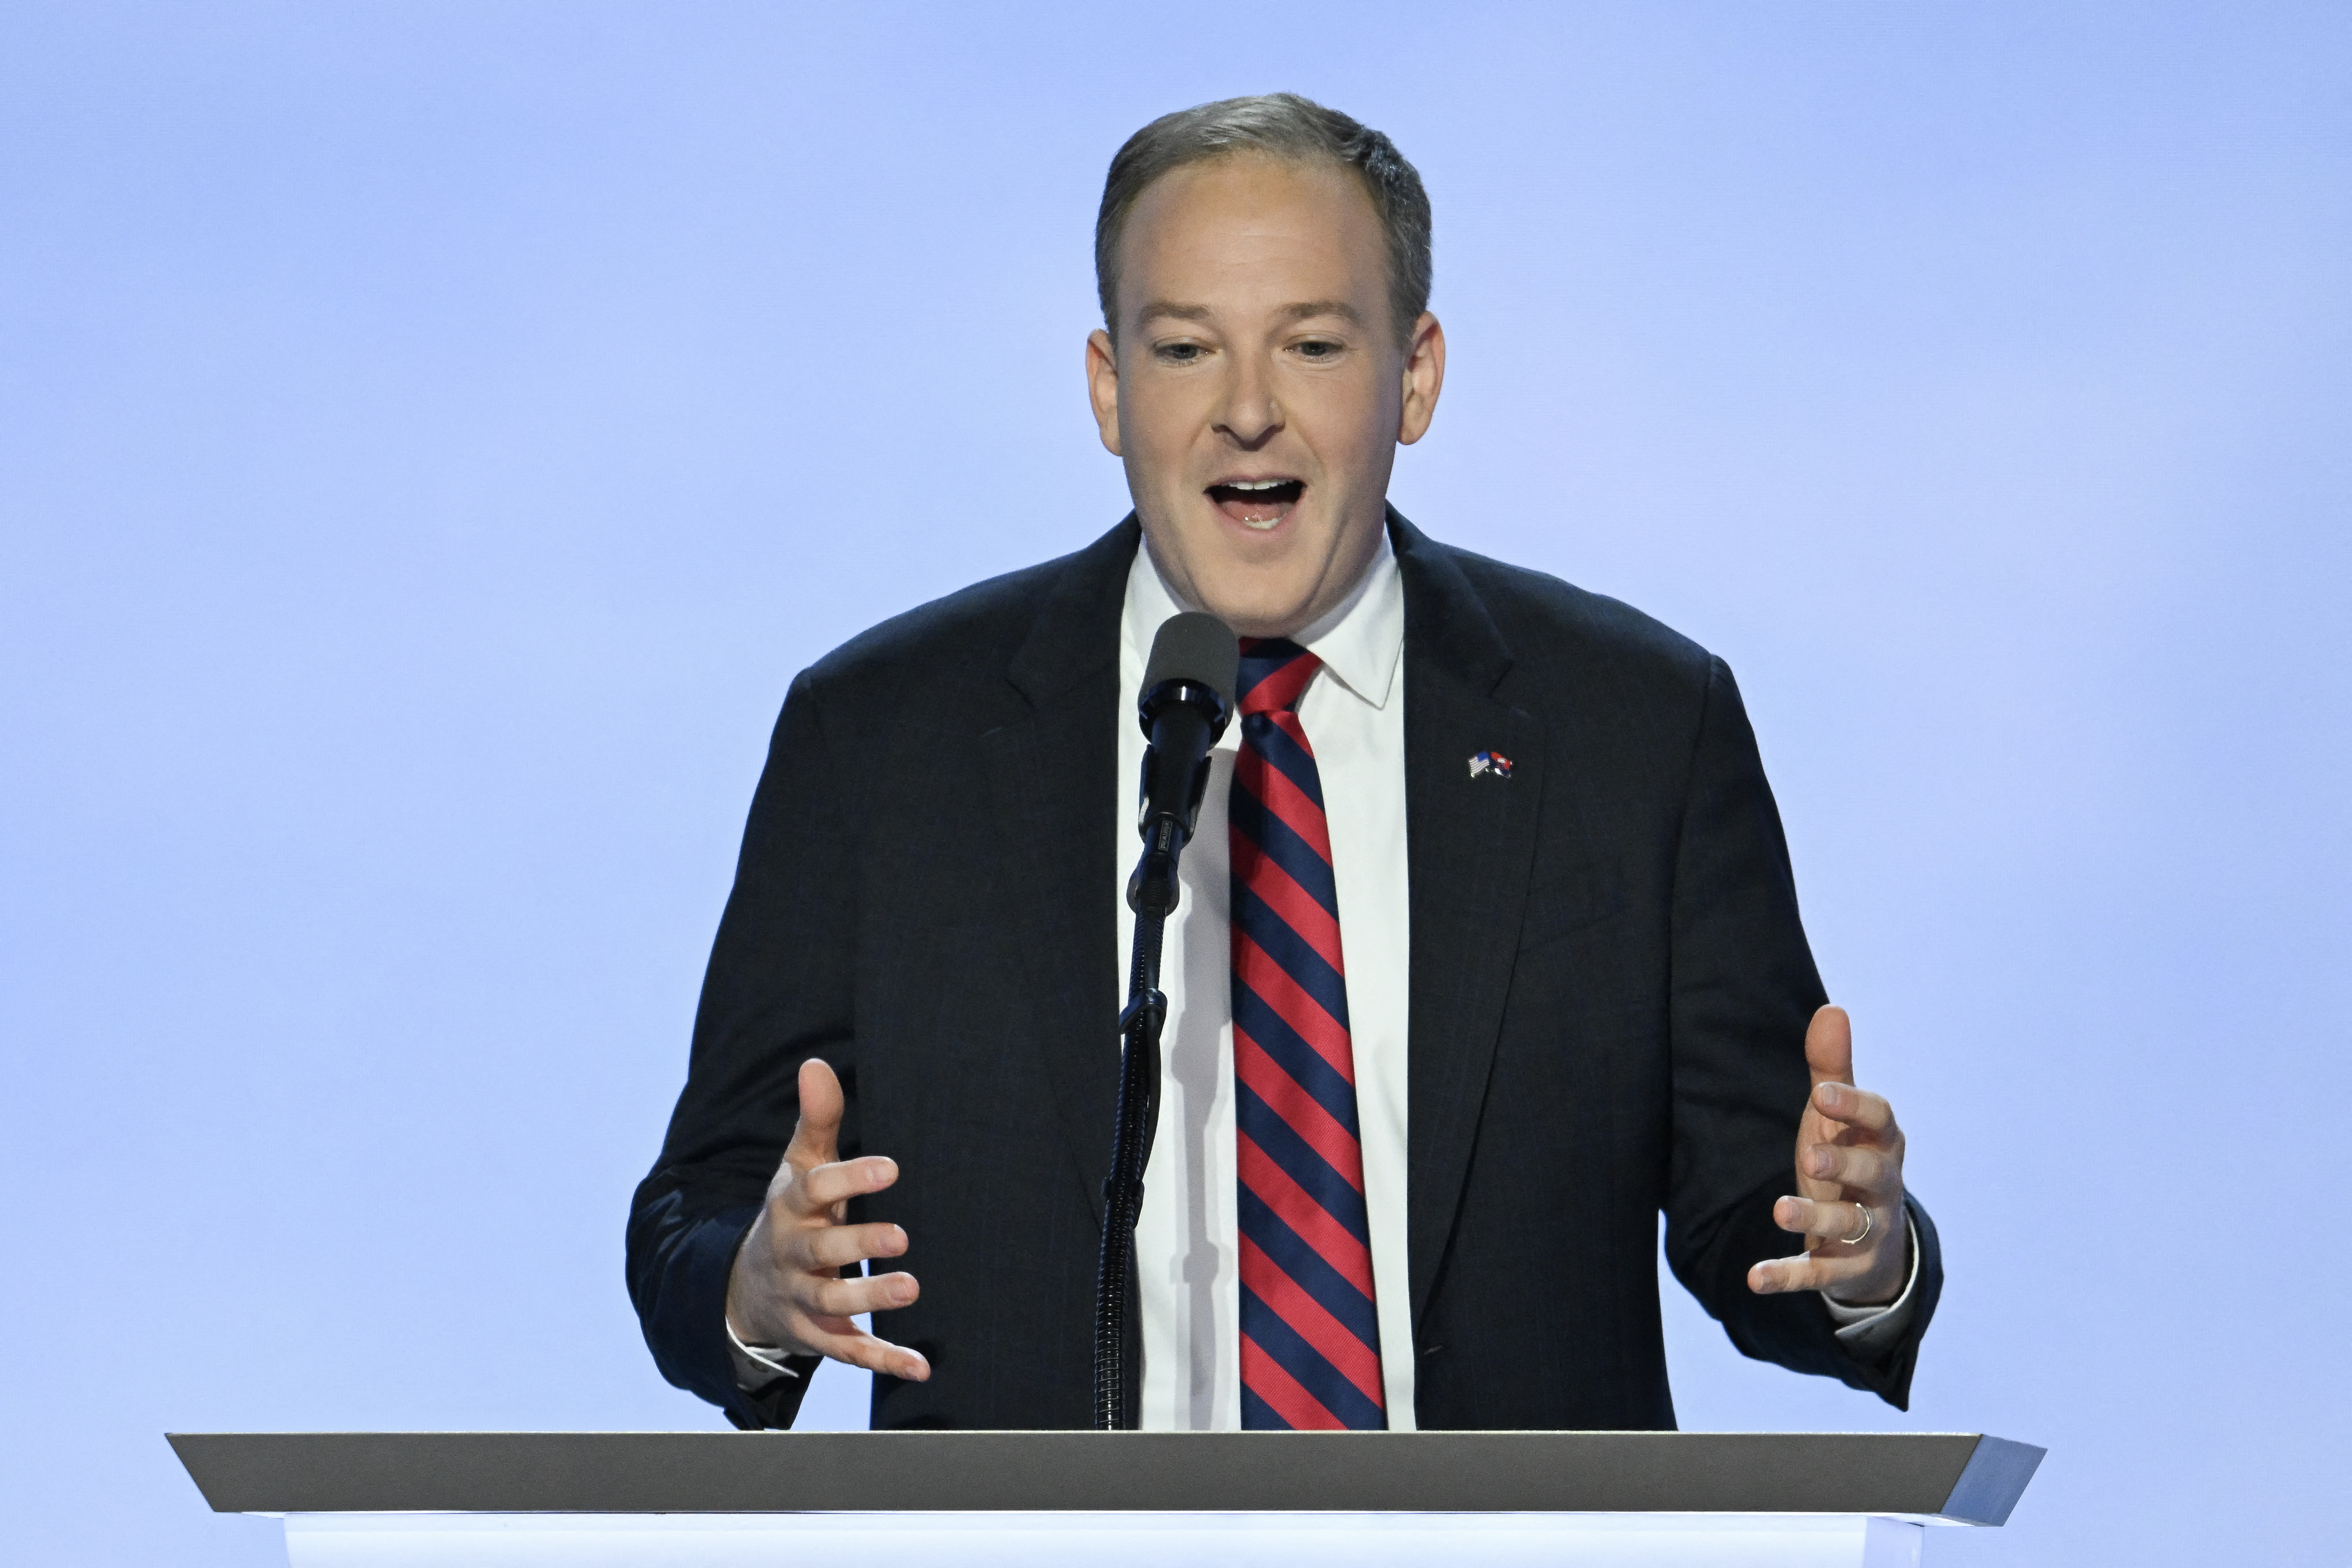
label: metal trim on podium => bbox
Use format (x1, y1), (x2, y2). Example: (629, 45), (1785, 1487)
(170, 1430), (2044, 1568)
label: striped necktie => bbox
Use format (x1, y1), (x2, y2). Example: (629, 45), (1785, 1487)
(1228, 637), (1387, 1430)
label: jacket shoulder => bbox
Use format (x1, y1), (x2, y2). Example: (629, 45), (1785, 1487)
(1441, 543), (1718, 695)
(799, 527), (1125, 707)
(808, 557), (1060, 687)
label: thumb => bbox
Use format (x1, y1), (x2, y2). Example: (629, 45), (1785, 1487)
(1805, 1005), (1853, 1091)
(785, 1057), (846, 1170)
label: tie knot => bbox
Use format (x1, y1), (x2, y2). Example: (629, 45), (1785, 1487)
(1237, 637), (1321, 716)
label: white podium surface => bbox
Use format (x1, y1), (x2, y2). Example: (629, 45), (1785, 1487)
(171, 1430), (2043, 1568)
(279, 1510), (1934, 1567)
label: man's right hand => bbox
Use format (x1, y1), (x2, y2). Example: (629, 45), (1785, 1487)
(724, 1058), (931, 1381)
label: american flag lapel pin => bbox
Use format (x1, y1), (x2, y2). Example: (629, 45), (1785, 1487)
(1468, 751), (1513, 780)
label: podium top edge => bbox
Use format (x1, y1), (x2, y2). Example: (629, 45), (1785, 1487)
(166, 1439), (2013, 1448)
(166, 1430), (2043, 1526)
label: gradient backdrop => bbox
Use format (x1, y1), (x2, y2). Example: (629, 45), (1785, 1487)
(4, 4), (2347, 1563)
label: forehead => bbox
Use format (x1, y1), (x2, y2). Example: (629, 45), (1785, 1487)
(1115, 154), (1386, 317)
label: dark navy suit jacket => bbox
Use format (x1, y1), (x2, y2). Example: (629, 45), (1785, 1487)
(627, 512), (1941, 1430)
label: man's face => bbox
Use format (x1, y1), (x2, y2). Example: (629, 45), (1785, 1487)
(1087, 155), (1444, 638)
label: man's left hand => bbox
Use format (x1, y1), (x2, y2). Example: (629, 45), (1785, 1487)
(1746, 1004), (1910, 1306)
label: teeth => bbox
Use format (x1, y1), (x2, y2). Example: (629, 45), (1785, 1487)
(1225, 479), (1291, 491)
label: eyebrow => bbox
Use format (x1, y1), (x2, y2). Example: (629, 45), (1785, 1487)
(1135, 299), (1367, 327)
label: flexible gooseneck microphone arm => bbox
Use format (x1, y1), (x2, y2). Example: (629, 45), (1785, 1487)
(1093, 613), (1236, 1430)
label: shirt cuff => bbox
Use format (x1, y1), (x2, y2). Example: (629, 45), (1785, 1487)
(726, 1318), (809, 1392)
(1819, 1211), (1922, 1358)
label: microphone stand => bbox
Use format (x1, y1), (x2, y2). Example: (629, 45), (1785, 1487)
(1093, 658), (1228, 1430)
(1093, 818), (1180, 1430)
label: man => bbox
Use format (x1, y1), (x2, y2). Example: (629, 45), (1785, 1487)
(629, 93), (1938, 1433)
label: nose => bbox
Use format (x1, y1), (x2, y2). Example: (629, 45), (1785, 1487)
(1212, 349), (1282, 450)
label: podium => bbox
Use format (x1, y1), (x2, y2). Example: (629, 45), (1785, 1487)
(171, 1430), (2043, 1567)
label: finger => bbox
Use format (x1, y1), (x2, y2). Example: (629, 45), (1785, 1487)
(1746, 1248), (1878, 1295)
(1773, 1195), (1877, 1244)
(792, 1221), (910, 1273)
(781, 1155), (900, 1220)
(1810, 1081), (1897, 1138)
(1797, 1142), (1896, 1193)
(1803, 1005), (1853, 1092)
(806, 1269), (920, 1318)
(784, 1058), (847, 1170)
(798, 1322), (931, 1382)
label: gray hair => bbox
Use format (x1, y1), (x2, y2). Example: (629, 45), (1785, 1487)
(1094, 93), (1432, 346)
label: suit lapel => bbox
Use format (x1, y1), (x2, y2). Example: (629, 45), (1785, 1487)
(1395, 511), (1548, 1330)
(978, 518), (1137, 1222)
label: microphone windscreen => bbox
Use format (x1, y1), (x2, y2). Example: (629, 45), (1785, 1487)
(1142, 611), (1239, 706)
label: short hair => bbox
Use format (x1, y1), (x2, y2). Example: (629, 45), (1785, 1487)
(1094, 93), (1432, 346)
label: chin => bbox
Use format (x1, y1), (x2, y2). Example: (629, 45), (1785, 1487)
(1196, 583), (1316, 640)
(1145, 499), (1352, 636)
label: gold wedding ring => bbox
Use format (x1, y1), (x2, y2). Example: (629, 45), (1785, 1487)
(1838, 1205), (1875, 1246)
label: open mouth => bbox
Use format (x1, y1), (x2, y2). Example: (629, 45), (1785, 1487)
(1207, 478), (1304, 530)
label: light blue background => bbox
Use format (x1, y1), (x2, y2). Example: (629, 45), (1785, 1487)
(4, 4), (2346, 1563)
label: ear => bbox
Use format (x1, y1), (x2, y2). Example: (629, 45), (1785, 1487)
(1085, 328), (1123, 457)
(1396, 312), (1446, 446)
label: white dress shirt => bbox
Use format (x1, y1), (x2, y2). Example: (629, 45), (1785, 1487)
(1121, 530), (1417, 1432)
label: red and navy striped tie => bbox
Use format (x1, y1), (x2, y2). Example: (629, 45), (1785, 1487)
(1229, 637), (1387, 1430)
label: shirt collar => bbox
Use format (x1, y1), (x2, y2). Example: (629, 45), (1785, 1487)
(1120, 528), (1404, 713)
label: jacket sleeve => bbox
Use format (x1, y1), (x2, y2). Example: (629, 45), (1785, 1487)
(1659, 656), (1941, 1408)
(626, 668), (863, 1429)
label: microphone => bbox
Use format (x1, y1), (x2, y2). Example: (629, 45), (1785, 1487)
(1128, 611), (1239, 916)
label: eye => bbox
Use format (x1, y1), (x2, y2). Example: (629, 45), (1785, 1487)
(1292, 337), (1343, 361)
(1154, 340), (1207, 365)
